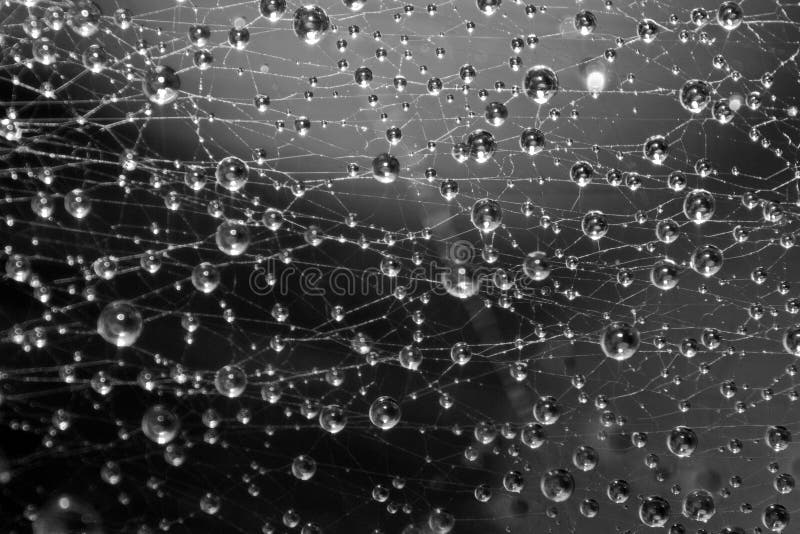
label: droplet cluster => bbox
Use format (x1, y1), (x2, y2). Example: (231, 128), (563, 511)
(0, 0), (799, 533)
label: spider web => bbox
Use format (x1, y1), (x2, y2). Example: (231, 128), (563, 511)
(1, 0), (800, 532)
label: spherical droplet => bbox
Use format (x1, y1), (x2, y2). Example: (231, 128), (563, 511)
(570, 161), (595, 186)
(291, 454), (317, 481)
(580, 498), (599, 518)
(683, 189), (716, 223)
(82, 44), (110, 73)
(540, 468), (575, 502)
(200, 492), (220, 515)
(467, 130), (496, 163)
(215, 220), (251, 256)
(650, 258), (681, 290)
(572, 445), (599, 471)
(470, 198), (502, 233)
(682, 489), (715, 523)
(354, 66), (373, 88)
(428, 508), (455, 534)
(398, 345), (423, 370)
(259, 0), (287, 22)
(142, 65), (180, 106)
(680, 79), (712, 113)
(607, 479), (631, 503)
(228, 27), (250, 49)
(533, 396), (561, 425)
(655, 219), (680, 243)
(774, 473), (795, 495)
(690, 244), (724, 277)
(502, 470), (525, 493)
(350, 332), (372, 354)
(450, 342), (472, 365)
(215, 156), (249, 191)
(520, 128), (546, 155)
(582, 210), (608, 240)
(765, 425), (792, 452)
(643, 135), (669, 164)
(520, 423), (546, 449)
(667, 426), (698, 458)
(476, 0), (502, 16)
(64, 189), (92, 219)
(637, 19), (659, 42)
(262, 208), (285, 231)
(194, 50), (214, 70)
(574, 10), (597, 35)
(5, 254), (31, 283)
(639, 495), (671, 528)
(484, 101), (508, 126)
(601, 322), (640, 361)
(762, 503), (790, 532)
(97, 300), (143, 347)
(141, 405), (180, 445)
(214, 365), (247, 398)
(188, 24), (211, 46)
(460, 64), (477, 83)
(369, 396), (401, 430)
(440, 179), (459, 200)
(293, 5), (330, 45)
(372, 153), (400, 183)
(319, 404), (347, 434)
(31, 192), (55, 218)
(524, 66), (559, 104)
(713, 99), (734, 123)
(191, 262), (220, 293)
(717, 1), (744, 31)
(522, 251), (550, 281)
(67, 0), (102, 37)
(782, 325), (800, 356)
